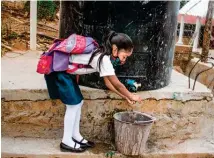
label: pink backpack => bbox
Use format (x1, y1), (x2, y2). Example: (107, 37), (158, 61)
(36, 34), (98, 75)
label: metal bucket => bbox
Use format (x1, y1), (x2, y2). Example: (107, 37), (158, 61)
(113, 111), (156, 155)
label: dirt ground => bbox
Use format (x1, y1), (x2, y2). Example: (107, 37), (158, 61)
(1, 2), (59, 56)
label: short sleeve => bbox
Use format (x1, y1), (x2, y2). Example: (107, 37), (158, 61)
(90, 55), (115, 77)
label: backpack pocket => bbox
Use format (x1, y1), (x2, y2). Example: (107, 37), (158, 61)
(36, 52), (53, 74)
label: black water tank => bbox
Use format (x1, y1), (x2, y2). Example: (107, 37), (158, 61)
(59, 1), (180, 91)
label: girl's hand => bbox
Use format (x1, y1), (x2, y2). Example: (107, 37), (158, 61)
(105, 75), (143, 104)
(125, 97), (135, 104)
(130, 94), (142, 103)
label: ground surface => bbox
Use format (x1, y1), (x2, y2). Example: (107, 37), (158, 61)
(1, 2), (59, 56)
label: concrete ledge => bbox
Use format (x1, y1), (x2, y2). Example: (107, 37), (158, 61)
(185, 58), (214, 95)
(2, 137), (214, 158)
(1, 52), (213, 101)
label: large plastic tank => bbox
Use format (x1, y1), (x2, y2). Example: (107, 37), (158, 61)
(59, 1), (180, 90)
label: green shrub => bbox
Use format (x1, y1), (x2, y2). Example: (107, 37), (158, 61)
(8, 32), (18, 40)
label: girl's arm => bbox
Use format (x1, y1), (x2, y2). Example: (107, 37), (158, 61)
(104, 77), (134, 104)
(104, 75), (142, 102)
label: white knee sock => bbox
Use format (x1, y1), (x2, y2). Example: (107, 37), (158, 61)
(62, 103), (82, 148)
(72, 100), (87, 143)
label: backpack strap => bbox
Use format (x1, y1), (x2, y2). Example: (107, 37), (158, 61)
(76, 75), (80, 83)
(66, 63), (92, 73)
(92, 40), (99, 47)
(47, 39), (64, 54)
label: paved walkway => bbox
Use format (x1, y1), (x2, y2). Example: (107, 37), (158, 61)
(2, 136), (214, 158)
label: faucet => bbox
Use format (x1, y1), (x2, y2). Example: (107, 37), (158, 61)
(125, 79), (142, 92)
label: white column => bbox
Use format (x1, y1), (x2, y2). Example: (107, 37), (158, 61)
(192, 16), (201, 52)
(30, 0), (37, 50)
(177, 15), (185, 45)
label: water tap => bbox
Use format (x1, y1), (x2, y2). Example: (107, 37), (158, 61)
(125, 79), (142, 92)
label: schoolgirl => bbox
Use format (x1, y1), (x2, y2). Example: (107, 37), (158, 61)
(45, 31), (142, 152)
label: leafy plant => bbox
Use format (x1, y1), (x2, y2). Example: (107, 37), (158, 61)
(8, 32), (18, 40)
(105, 151), (115, 158)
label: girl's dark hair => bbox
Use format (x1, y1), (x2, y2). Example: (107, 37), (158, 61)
(88, 30), (134, 70)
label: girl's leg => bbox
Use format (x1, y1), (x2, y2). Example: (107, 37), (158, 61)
(72, 100), (87, 143)
(62, 103), (82, 148)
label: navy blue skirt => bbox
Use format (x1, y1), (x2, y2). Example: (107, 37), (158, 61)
(44, 71), (83, 105)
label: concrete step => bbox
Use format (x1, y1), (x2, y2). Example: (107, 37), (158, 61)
(2, 137), (214, 158)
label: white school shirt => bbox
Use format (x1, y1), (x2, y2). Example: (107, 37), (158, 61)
(68, 53), (115, 77)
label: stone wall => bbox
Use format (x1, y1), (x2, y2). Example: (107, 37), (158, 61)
(2, 97), (214, 150)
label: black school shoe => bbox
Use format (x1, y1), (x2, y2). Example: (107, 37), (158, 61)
(72, 138), (95, 148)
(60, 142), (87, 153)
